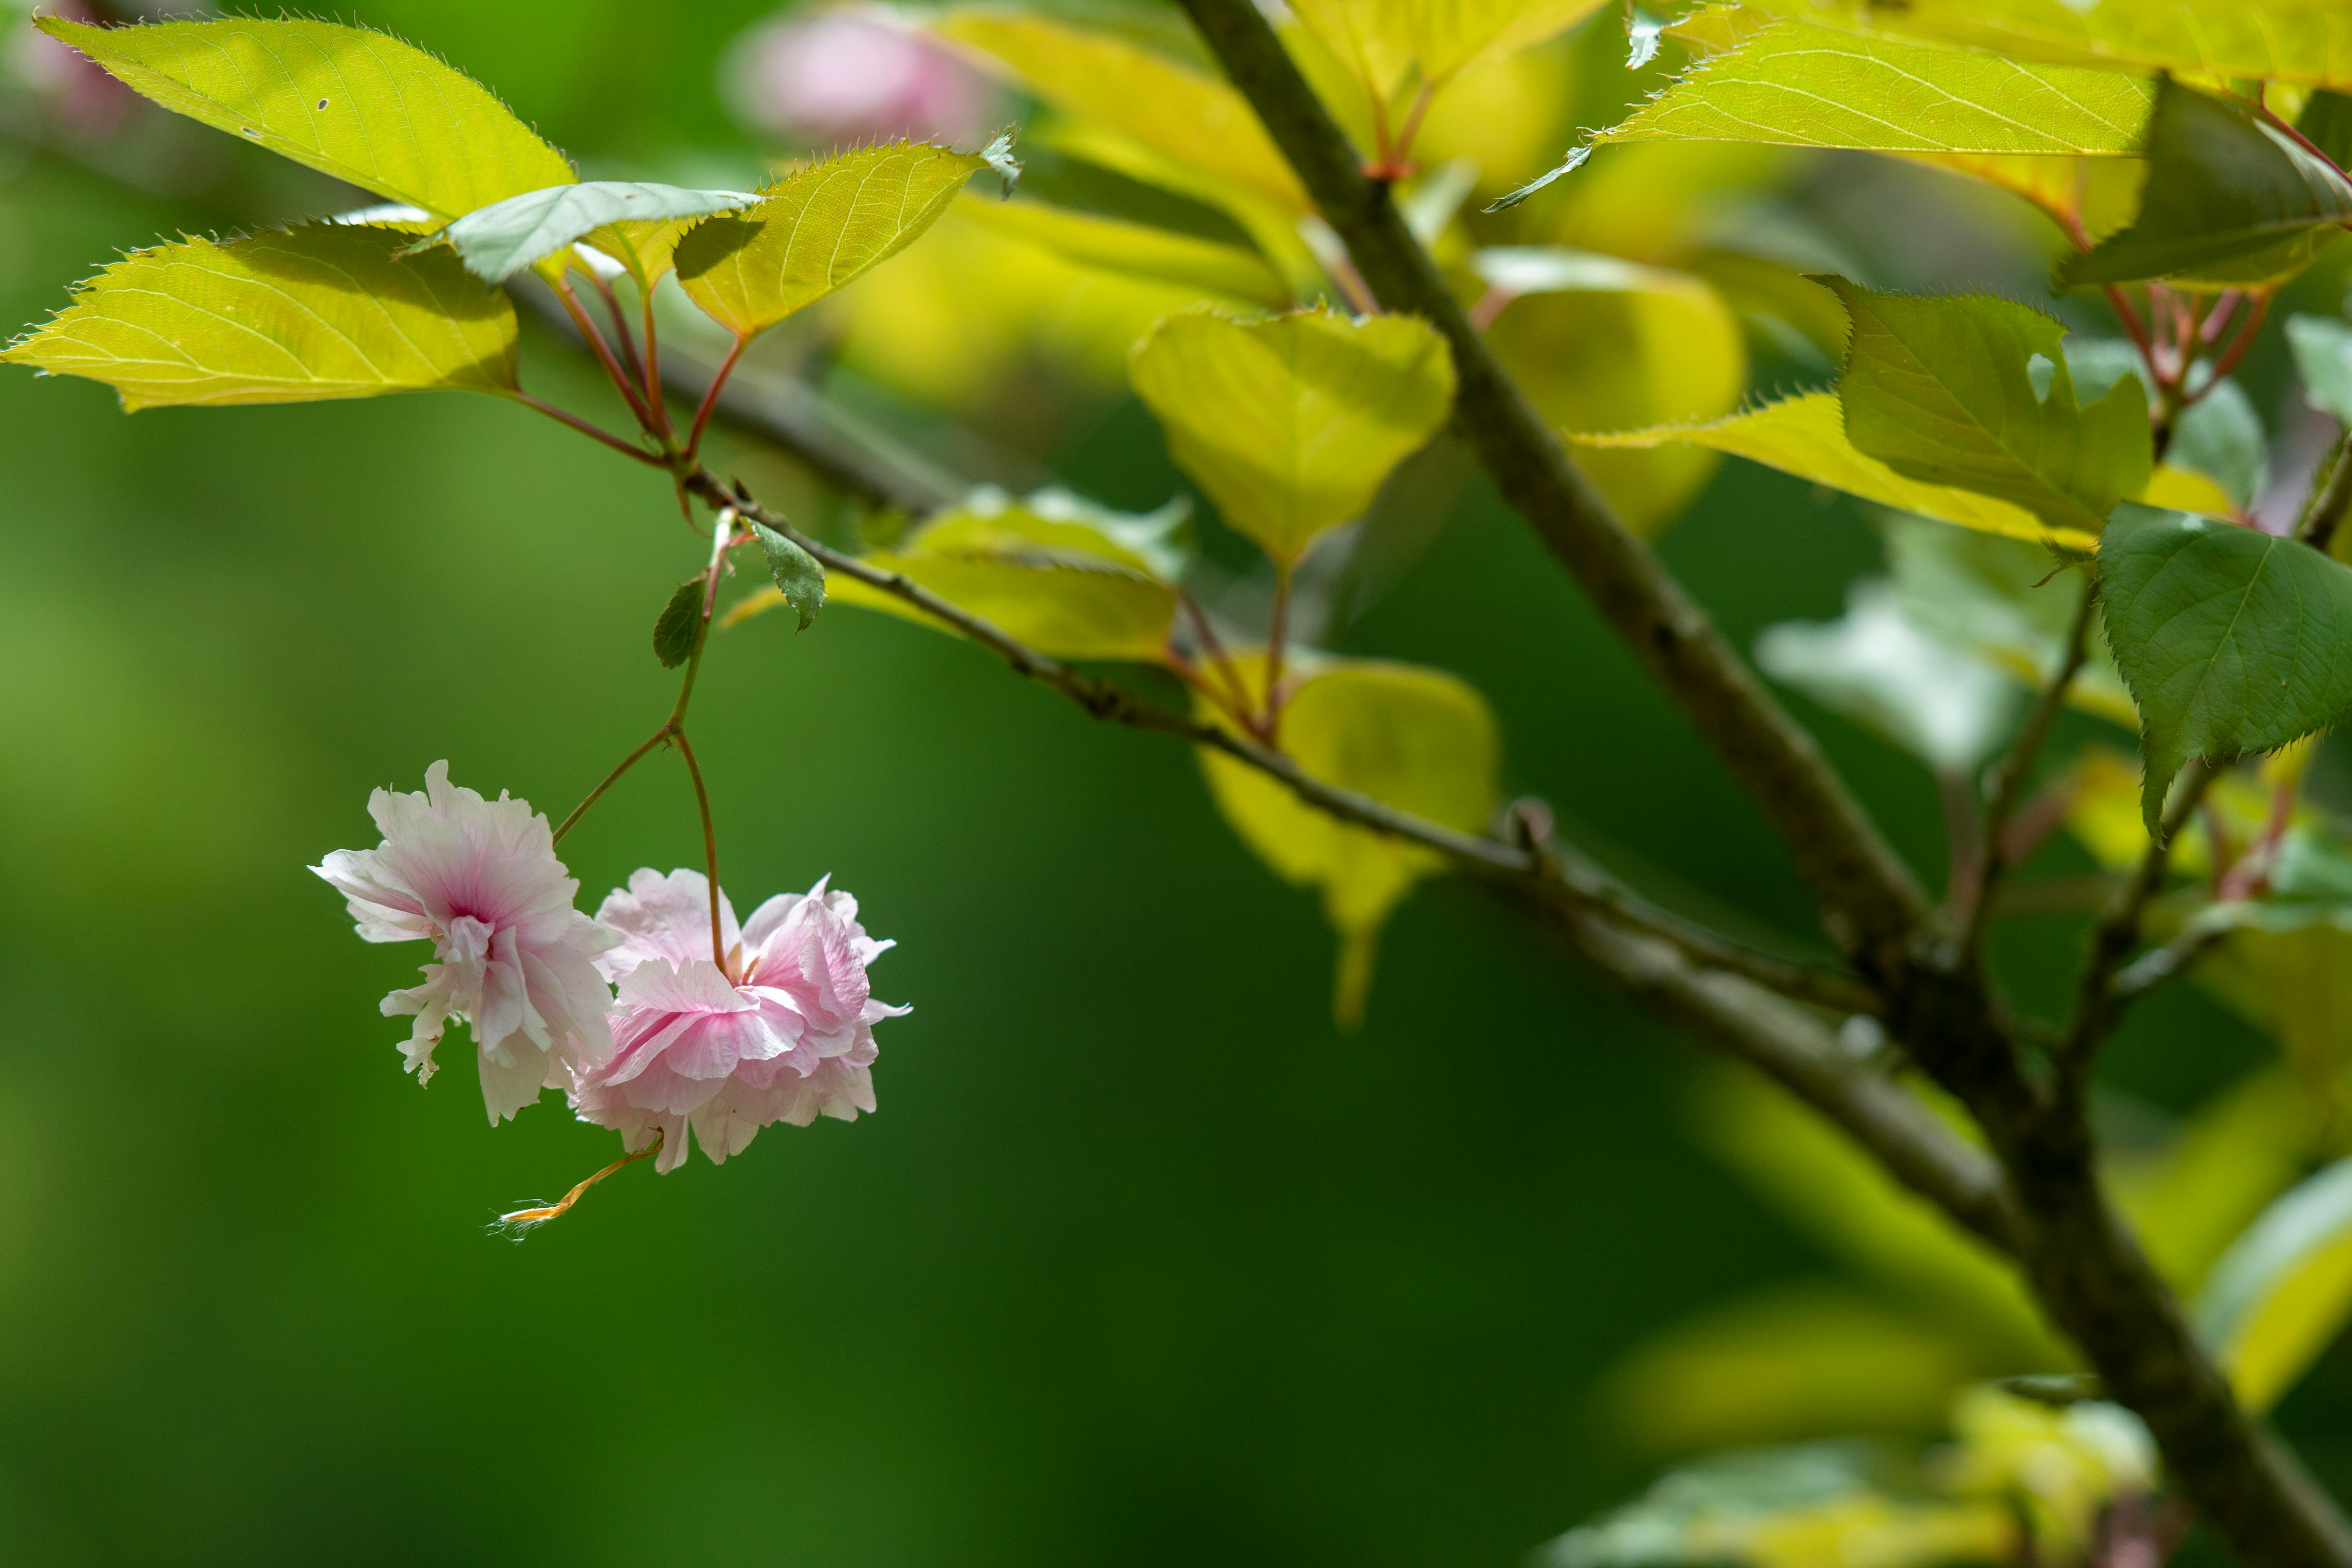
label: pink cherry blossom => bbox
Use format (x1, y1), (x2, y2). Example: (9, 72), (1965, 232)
(570, 868), (906, 1171)
(726, 7), (996, 147)
(312, 761), (617, 1123)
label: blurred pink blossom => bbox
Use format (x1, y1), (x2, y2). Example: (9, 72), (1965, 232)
(571, 868), (905, 1171)
(11, 2), (139, 140)
(312, 762), (618, 1124)
(727, 6), (995, 147)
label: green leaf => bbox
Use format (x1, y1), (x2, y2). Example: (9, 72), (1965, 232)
(1, 223), (518, 409)
(2062, 79), (2352, 289)
(1572, 392), (2105, 551)
(1289, 0), (1609, 102)
(1198, 659), (1497, 1028)
(2068, 338), (2266, 506)
(2288, 314), (2352, 426)
(750, 523), (825, 633)
(1539, 1441), (2013, 1568)
(1480, 249), (1748, 534)
(674, 142), (992, 340)
(2196, 1157), (2352, 1412)
(420, 181), (755, 284)
(1599, 18), (2153, 153)
(1602, 1284), (1978, 1454)
(1130, 307), (1455, 566)
(2098, 505), (2352, 828)
(2110, 1068), (2318, 1293)
(1882, 515), (2138, 728)
(653, 578), (704, 669)
(952, 195), (1292, 308)
(1822, 280), (2152, 538)
(1756, 579), (2021, 770)
(733, 488), (1189, 663)
(2301, 89), (2352, 168)
(1744, 0), (2352, 91)
(933, 11), (1306, 211)
(36, 16), (574, 223)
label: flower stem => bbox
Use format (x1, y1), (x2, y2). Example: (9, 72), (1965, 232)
(552, 723), (671, 846)
(672, 727), (724, 970)
(495, 1132), (663, 1233)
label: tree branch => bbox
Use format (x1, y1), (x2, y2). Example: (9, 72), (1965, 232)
(1169, 4), (2352, 1562)
(1172, 0), (1926, 974)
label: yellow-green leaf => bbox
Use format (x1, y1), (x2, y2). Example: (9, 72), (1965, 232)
(1198, 658), (1497, 1027)
(1479, 248), (1747, 534)
(728, 488), (1187, 663)
(1749, 0), (2352, 91)
(674, 142), (992, 340)
(2110, 1068), (2318, 1294)
(952, 195), (1292, 308)
(1570, 392), (2103, 551)
(2197, 1158), (2352, 1412)
(1600, 18), (2152, 153)
(1908, 153), (2146, 247)
(934, 11), (1307, 211)
(1289, 0), (1609, 103)
(2, 224), (517, 410)
(1130, 308), (1454, 566)
(36, 16), (573, 222)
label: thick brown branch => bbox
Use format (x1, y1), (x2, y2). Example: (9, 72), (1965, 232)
(1173, 0), (1925, 973)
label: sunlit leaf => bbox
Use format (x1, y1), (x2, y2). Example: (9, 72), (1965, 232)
(2110, 1069), (2319, 1293)
(2198, 1157), (2352, 1412)
(2289, 314), (2352, 426)
(732, 488), (1188, 663)
(952, 194), (1291, 307)
(1604, 1284), (1981, 1454)
(1198, 659), (1497, 1028)
(2100, 505), (2352, 828)
(1910, 153), (2146, 248)
(1695, 1069), (2065, 1365)
(1601, 18), (2152, 154)
(1130, 307), (1455, 565)
(1540, 1440), (2014, 1568)
(1479, 249), (1746, 534)
(1570, 392), (2103, 551)
(1, 224), (517, 409)
(1746, 0), (2352, 91)
(36, 16), (574, 222)
(1823, 281), (2152, 538)
(1757, 579), (2020, 771)
(1942, 1387), (2157, 1559)
(1289, 0), (1608, 103)
(2062, 79), (2352, 290)
(933, 11), (1306, 211)
(418, 181), (754, 284)
(675, 142), (994, 339)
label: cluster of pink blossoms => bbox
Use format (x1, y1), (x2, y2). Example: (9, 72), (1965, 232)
(312, 763), (903, 1170)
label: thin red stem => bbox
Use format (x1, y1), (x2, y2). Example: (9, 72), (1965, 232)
(2202, 294), (2272, 390)
(1175, 588), (1255, 720)
(555, 276), (658, 432)
(640, 287), (673, 443)
(514, 391), (664, 466)
(585, 269), (646, 392)
(686, 336), (748, 463)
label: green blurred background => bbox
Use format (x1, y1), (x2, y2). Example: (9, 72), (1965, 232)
(0, 2), (2344, 1563)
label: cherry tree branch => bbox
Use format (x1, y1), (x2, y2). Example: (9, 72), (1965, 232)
(1172, 0), (1926, 977)
(1167, 4), (2352, 1563)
